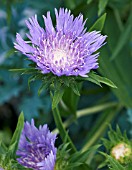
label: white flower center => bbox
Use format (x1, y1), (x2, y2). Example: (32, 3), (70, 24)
(111, 143), (130, 160)
(52, 49), (67, 65)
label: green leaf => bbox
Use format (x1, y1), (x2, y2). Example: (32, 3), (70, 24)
(38, 83), (48, 96)
(28, 75), (37, 90)
(0, 142), (7, 154)
(98, 0), (109, 16)
(111, 11), (132, 60)
(9, 68), (37, 74)
(79, 145), (100, 163)
(56, 142), (93, 170)
(6, 142), (17, 162)
(38, 75), (55, 96)
(90, 73), (117, 88)
(99, 9), (132, 108)
(98, 158), (108, 169)
(76, 75), (101, 87)
(52, 85), (65, 110)
(1, 122), (25, 168)
(105, 154), (124, 170)
(69, 145), (100, 163)
(101, 138), (112, 151)
(89, 13), (106, 32)
(70, 81), (80, 96)
(77, 72), (117, 88)
(8, 112), (24, 158)
(28, 73), (45, 88)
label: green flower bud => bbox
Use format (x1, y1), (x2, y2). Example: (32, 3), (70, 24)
(111, 142), (132, 164)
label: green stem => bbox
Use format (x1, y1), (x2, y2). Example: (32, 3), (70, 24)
(53, 102), (118, 134)
(53, 116), (74, 134)
(77, 102), (117, 118)
(81, 104), (122, 152)
(52, 107), (77, 153)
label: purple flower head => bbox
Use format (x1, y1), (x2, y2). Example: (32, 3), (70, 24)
(17, 119), (57, 170)
(14, 8), (107, 77)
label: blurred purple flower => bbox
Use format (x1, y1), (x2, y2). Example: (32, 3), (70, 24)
(14, 8), (106, 77)
(17, 119), (57, 170)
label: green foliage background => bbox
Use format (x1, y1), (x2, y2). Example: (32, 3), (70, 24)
(0, 0), (131, 169)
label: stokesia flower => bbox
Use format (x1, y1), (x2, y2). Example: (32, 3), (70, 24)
(16, 119), (57, 170)
(14, 8), (107, 77)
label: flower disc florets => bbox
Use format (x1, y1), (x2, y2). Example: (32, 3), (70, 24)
(16, 119), (57, 170)
(14, 8), (106, 77)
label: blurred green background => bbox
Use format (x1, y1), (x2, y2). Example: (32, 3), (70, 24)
(0, 0), (132, 168)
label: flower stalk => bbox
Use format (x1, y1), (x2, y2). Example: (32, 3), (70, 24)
(52, 107), (77, 154)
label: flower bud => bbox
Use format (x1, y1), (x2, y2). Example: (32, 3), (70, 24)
(111, 142), (132, 164)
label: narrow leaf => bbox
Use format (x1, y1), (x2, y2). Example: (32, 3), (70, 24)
(89, 13), (106, 32)
(0, 141), (7, 154)
(38, 83), (48, 96)
(98, 0), (109, 16)
(106, 155), (124, 170)
(69, 145), (100, 163)
(28, 75), (36, 90)
(71, 82), (80, 96)
(8, 112), (24, 158)
(77, 145), (100, 162)
(89, 72), (117, 88)
(52, 86), (65, 110)
(111, 12), (132, 60)
(76, 72), (117, 88)
(7, 141), (17, 160)
(9, 68), (36, 74)
(76, 76), (101, 87)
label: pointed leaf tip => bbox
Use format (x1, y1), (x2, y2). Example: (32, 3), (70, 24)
(89, 13), (107, 32)
(8, 112), (24, 158)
